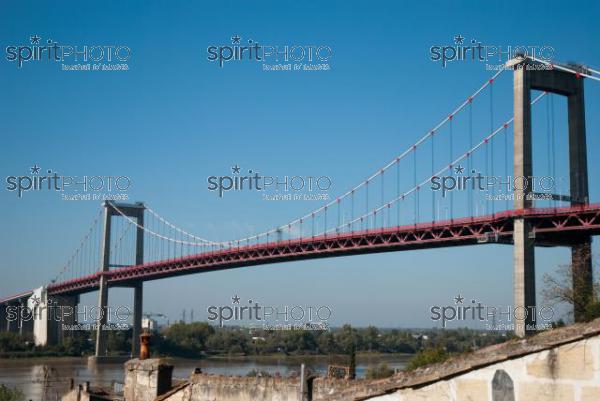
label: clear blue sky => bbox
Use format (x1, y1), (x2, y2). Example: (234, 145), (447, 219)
(1, 0), (599, 328)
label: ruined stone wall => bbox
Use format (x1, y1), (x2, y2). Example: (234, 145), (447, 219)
(122, 330), (600, 401)
(124, 359), (173, 401)
(366, 336), (600, 401)
(170, 374), (301, 401)
(152, 373), (361, 401)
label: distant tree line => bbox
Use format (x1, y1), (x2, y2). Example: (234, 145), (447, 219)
(150, 323), (510, 358)
(0, 323), (510, 359)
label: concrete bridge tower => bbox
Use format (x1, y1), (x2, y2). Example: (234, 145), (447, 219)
(511, 56), (591, 337)
(94, 201), (145, 358)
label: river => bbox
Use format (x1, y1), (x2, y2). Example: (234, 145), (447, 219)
(0, 354), (412, 401)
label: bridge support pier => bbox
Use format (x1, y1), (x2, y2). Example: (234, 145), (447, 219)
(131, 283), (143, 357)
(53, 295), (79, 344)
(27, 287), (78, 346)
(20, 303), (33, 337)
(567, 77), (592, 322)
(6, 302), (17, 333)
(95, 273), (109, 356)
(17, 300), (25, 335)
(572, 238), (593, 321)
(513, 219), (536, 337)
(511, 57), (591, 336)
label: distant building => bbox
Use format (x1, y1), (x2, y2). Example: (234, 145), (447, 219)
(142, 317), (158, 331)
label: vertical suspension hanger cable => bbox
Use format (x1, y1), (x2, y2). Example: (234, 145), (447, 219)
(468, 98), (473, 218)
(490, 78), (495, 215)
(161, 218), (165, 260)
(546, 94), (552, 208)
(449, 114), (454, 220)
(351, 190), (355, 232)
(431, 130), (435, 222)
(365, 180), (369, 231)
(396, 158), (400, 226)
(324, 206), (328, 238)
(337, 198), (341, 235)
(380, 170), (384, 229)
(413, 145), (418, 224)
(504, 123), (509, 212)
(550, 94), (557, 207)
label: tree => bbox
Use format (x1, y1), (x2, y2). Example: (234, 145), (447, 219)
(542, 247), (600, 322)
(334, 324), (360, 354)
(363, 326), (380, 352)
(164, 322), (215, 355)
(348, 343), (356, 380)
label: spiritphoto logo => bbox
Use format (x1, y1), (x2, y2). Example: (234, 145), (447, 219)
(207, 294), (332, 330)
(430, 164), (563, 201)
(4, 34), (131, 71)
(429, 34), (554, 68)
(5, 164), (132, 200)
(430, 294), (554, 331)
(206, 34), (332, 71)
(5, 296), (131, 325)
(207, 164), (332, 200)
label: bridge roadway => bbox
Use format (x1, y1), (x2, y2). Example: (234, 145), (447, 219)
(2, 203), (598, 304)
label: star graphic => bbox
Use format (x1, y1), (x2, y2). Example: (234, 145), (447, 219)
(232, 295), (241, 304)
(30, 164), (41, 174)
(31, 295), (40, 304)
(231, 34), (241, 44)
(30, 35), (41, 45)
(454, 294), (465, 304)
(454, 34), (465, 45)
(231, 165), (241, 174)
(454, 165), (465, 174)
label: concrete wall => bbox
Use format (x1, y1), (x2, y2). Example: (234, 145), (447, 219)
(173, 374), (301, 401)
(368, 336), (600, 401)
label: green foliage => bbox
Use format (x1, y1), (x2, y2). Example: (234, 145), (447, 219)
(246, 369), (272, 377)
(106, 329), (131, 354)
(406, 347), (448, 371)
(0, 333), (31, 353)
(160, 322), (217, 357)
(0, 322), (510, 361)
(0, 384), (24, 401)
(365, 363), (395, 379)
(151, 324), (509, 358)
(583, 300), (600, 321)
(335, 324), (360, 354)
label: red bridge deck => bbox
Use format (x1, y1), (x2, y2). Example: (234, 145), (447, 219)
(2, 204), (600, 302)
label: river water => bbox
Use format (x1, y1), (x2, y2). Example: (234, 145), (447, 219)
(0, 354), (411, 401)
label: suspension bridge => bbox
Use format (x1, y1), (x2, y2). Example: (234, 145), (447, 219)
(2, 56), (600, 358)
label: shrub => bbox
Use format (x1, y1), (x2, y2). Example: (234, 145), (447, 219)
(0, 384), (24, 401)
(365, 363), (394, 379)
(246, 369), (272, 377)
(406, 347), (448, 371)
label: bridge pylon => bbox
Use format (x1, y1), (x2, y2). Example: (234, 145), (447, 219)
(510, 56), (591, 336)
(94, 201), (145, 357)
